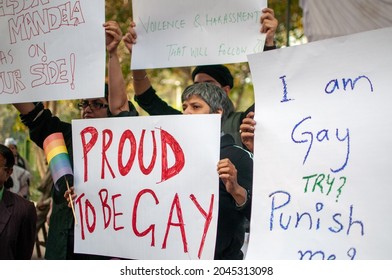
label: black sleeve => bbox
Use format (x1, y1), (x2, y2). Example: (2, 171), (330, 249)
(134, 86), (182, 115)
(19, 103), (73, 204)
(264, 45), (277, 51)
(235, 151), (253, 221)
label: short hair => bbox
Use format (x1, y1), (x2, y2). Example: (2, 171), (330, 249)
(181, 83), (234, 124)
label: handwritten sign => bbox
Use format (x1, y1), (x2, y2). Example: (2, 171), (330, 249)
(0, 0), (105, 104)
(131, 0), (266, 69)
(246, 27), (392, 260)
(71, 114), (221, 260)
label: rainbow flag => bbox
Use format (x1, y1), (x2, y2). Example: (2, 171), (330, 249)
(43, 132), (73, 190)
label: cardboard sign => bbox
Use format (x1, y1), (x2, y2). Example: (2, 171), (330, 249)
(0, 0), (105, 104)
(71, 114), (221, 260)
(131, 0), (266, 69)
(246, 27), (392, 260)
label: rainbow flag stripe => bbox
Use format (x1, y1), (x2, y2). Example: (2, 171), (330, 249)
(43, 132), (73, 187)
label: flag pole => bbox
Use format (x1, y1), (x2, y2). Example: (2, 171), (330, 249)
(65, 178), (78, 225)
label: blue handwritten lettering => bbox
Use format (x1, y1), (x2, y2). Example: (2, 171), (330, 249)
(325, 75), (374, 94)
(291, 116), (350, 173)
(268, 190), (364, 236)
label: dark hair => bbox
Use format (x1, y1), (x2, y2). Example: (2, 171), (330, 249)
(192, 64), (234, 89)
(0, 144), (14, 189)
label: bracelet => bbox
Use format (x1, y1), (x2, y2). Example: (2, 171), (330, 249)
(235, 192), (248, 208)
(132, 74), (147, 81)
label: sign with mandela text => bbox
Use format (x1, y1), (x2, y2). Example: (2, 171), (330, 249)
(0, 0), (105, 104)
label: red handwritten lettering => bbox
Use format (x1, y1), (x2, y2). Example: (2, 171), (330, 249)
(75, 192), (96, 240)
(75, 193), (86, 239)
(160, 129), (185, 183)
(80, 126), (98, 182)
(162, 193), (188, 253)
(112, 194), (124, 231)
(8, 1), (85, 44)
(138, 129), (157, 175)
(132, 189), (159, 246)
(30, 58), (69, 87)
(0, 70), (26, 94)
(118, 130), (136, 176)
(102, 129), (115, 179)
(190, 194), (214, 259)
(98, 189), (111, 229)
(80, 128), (185, 183)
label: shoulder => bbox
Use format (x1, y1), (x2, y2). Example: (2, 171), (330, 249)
(3, 191), (34, 211)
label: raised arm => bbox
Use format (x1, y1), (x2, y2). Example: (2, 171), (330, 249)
(13, 103), (36, 115)
(260, 7), (278, 48)
(104, 21), (129, 115)
(123, 21), (151, 96)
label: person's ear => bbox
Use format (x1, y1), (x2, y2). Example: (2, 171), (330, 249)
(222, 86), (231, 95)
(216, 109), (223, 116)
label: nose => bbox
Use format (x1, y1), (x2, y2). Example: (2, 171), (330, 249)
(84, 104), (93, 112)
(183, 108), (191, 115)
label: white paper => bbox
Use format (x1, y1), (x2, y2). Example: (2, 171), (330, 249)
(131, 0), (266, 69)
(0, 0), (106, 104)
(246, 27), (392, 260)
(72, 114), (221, 260)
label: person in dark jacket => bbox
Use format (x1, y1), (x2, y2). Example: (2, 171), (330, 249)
(12, 21), (138, 260)
(0, 144), (37, 260)
(181, 83), (253, 259)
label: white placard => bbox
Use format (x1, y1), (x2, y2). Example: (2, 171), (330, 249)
(0, 0), (105, 104)
(72, 114), (221, 260)
(131, 0), (266, 69)
(246, 27), (392, 260)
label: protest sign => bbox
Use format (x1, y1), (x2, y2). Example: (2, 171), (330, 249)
(0, 0), (105, 104)
(131, 0), (266, 69)
(71, 114), (221, 260)
(246, 27), (392, 259)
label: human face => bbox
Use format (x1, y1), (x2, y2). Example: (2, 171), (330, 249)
(193, 73), (231, 95)
(78, 98), (109, 119)
(182, 95), (211, 115)
(0, 155), (13, 188)
(7, 144), (17, 157)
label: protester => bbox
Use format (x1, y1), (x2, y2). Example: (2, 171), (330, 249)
(123, 7), (278, 147)
(12, 21), (138, 260)
(183, 82), (253, 259)
(4, 137), (31, 172)
(4, 137), (32, 197)
(0, 144), (37, 260)
(9, 163), (31, 199)
(65, 82), (253, 260)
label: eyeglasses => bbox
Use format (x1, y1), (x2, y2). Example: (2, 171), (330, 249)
(77, 100), (109, 110)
